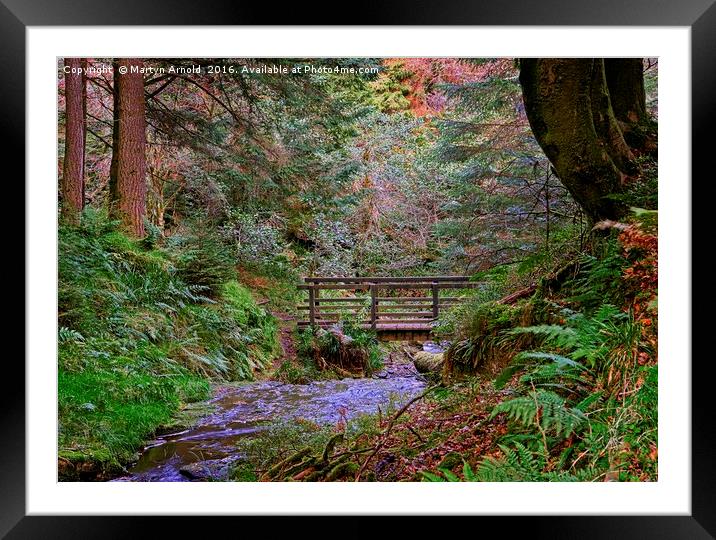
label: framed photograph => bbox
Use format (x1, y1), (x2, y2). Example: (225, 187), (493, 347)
(10, 0), (709, 536)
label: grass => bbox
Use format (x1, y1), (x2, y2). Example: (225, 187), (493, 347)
(58, 369), (210, 476)
(237, 263), (301, 313)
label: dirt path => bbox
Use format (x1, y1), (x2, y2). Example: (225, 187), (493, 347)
(271, 311), (297, 372)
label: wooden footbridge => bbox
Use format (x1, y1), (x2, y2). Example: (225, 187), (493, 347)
(297, 276), (480, 340)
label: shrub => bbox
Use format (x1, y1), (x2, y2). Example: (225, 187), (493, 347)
(443, 300), (544, 378)
(295, 322), (382, 378)
(169, 227), (235, 296)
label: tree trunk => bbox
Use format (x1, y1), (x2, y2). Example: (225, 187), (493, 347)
(604, 59), (646, 124)
(108, 60), (120, 212)
(604, 59), (657, 154)
(589, 60), (637, 175)
(61, 58), (85, 225)
(81, 59), (88, 203)
(113, 58), (147, 237)
(519, 59), (631, 223)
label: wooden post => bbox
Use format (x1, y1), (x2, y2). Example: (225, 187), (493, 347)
(370, 284), (377, 330)
(308, 285), (316, 326)
(432, 282), (439, 319)
(315, 285), (321, 318)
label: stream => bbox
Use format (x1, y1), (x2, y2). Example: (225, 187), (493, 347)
(113, 344), (445, 481)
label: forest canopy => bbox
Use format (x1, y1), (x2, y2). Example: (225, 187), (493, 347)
(60, 58), (657, 273)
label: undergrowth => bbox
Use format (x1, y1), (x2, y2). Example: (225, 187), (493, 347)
(231, 408), (395, 482)
(421, 215), (658, 482)
(275, 322), (383, 383)
(58, 210), (279, 477)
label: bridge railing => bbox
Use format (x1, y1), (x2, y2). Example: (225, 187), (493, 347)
(296, 276), (481, 330)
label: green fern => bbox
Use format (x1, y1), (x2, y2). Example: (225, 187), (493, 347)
(419, 459), (481, 482)
(419, 470), (447, 482)
(504, 304), (631, 371)
(420, 444), (600, 482)
(507, 324), (579, 348)
(490, 389), (587, 438)
(59, 326), (85, 344)
(476, 443), (598, 481)
(477, 443), (545, 481)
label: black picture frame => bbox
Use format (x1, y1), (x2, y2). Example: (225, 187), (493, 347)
(7, 0), (709, 537)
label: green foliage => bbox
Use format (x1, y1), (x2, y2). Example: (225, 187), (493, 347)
(293, 322), (382, 378)
(231, 421), (335, 480)
(473, 444), (597, 481)
(506, 303), (639, 373)
(420, 445), (597, 482)
(485, 299), (652, 480)
(567, 240), (627, 310)
(169, 227), (236, 296)
(490, 389), (587, 438)
(461, 227), (658, 482)
(58, 369), (210, 471)
(443, 300), (539, 377)
(608, 156), (658, 210)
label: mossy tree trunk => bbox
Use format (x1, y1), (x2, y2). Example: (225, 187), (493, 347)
(604, 59), (657, 154)
(111, 58), (147, 237)
(61, 58), (86, 225)
(519, 59), (639, 223)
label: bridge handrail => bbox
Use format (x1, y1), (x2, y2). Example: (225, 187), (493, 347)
(302, 276), (470, 284)
(298, 276), (480, 330)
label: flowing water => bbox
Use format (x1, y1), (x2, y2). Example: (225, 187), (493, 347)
(113, 349), (439, 482)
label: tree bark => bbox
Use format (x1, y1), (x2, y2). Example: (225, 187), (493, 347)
(519, 59), (631, 223)
(588, 60), (637, 175)
(604, 59), (647, 126)
(108, 60), (120, 212)
(113, 58), (147, 237)
(604, 59), (657, 154)
(61, 58), (85, 225)
(81, 59), (88, 203)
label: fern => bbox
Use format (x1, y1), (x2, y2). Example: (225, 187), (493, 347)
(507, 324), (579, 349)
(420, 459), (483, 482)
(475, 443), (598, 481)
(575, 391), (603, 412)
(476, 443), (546, 481)
(514, 351), (587, 370)
(462, 460), (479, 481)
(420, 447), (598, 482)
(504, 304), (631, 371)
(419, 470), (446, 482)
(568, 243), (627, 310)
(59, 326), (85, 344)
(490, 389), (587, 438)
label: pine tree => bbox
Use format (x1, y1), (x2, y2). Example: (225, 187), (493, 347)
(111, 58), (147, 237)
(61, 58), (86, 225)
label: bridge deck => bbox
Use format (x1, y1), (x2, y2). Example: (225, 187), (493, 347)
(296, 321), (434, 331)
